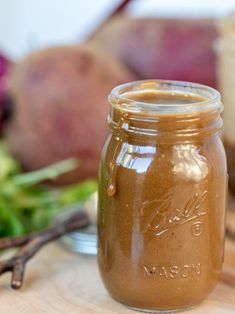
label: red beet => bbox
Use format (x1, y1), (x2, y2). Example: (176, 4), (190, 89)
(5, 44), (135, 184)
(93, 17), (218, 87)
(0, 53), (11, 101)
(0, 52), (12, 132)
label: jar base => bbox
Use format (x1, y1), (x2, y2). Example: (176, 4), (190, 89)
(110, 290), (202, 313)
(125, 305), (196, 313)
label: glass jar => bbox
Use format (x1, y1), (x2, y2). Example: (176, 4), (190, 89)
(218, 13), (235, 194)
(98, 80), (227, 312)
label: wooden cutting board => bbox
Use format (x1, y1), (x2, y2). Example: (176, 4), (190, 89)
(0, 237), (234, 313)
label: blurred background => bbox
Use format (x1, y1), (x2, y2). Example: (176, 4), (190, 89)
(1, 0), (235, 247)
(1, 0), (235, 59)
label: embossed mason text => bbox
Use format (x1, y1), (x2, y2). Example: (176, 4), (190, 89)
(143, 263), (201, 279)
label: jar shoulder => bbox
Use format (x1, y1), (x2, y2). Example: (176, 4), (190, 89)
(100, 135), (227, 181)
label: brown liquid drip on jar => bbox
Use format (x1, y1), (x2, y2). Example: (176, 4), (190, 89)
(106, 115), (129, 198)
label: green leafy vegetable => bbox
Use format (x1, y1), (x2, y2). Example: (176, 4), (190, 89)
(0, 142), (97, 236)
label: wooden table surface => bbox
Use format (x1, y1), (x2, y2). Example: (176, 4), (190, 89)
(0, 237), (234, 314)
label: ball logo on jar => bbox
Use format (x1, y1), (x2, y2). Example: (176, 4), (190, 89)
(140, 191), (208, 237)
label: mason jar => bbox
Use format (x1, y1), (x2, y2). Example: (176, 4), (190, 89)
(98, 80), (227, 312)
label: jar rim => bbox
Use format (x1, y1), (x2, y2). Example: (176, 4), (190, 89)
(109, 79), (222, 115)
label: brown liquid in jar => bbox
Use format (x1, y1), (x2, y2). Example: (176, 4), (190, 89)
(98, 89), (227, 311)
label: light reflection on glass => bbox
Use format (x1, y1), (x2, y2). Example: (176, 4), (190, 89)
(173, 144), (208, 181)
(118, 144), (156, 173)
